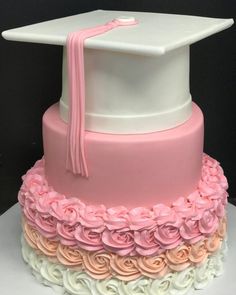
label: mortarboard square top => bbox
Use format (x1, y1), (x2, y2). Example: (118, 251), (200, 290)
(2, 10), (234, 134)
(2, 10), (233, 55)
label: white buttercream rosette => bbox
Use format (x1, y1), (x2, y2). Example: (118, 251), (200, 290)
(21, 236), (227, 295)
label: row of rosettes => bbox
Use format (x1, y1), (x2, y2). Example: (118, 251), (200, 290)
(23, 217), (226, 281)
(18, 154), (228, 256)
(22, 235), (227, 295)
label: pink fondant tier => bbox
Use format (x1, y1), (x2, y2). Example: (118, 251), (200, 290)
(43, 102), (204, 208)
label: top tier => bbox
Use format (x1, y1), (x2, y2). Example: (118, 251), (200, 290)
(2, 10), (233, 134)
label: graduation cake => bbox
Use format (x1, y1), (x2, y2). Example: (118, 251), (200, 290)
(2, 10), (234, 295)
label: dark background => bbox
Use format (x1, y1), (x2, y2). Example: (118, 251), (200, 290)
(0, 1), (235, 214)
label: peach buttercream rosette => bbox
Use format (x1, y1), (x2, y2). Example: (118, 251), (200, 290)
(23, 217), (227, 281)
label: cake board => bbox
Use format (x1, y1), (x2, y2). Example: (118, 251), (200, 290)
(0, 203), (235, 294)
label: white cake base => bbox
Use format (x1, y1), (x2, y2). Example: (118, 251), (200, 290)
(0, 203), (236, 295)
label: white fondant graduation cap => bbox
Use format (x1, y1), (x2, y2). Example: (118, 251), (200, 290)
(2, 10), (234, 134)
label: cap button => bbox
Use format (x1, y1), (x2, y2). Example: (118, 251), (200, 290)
(115, 16), (138, 26)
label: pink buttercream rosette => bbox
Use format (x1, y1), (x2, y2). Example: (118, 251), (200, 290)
(18, 154), (228, 256)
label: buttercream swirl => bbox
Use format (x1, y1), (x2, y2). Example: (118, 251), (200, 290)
(188, 239), (208, 265)
(134, 228), (162, 256)
(166, 245), (191, 271)
(23, 219), (226, 281)
(150, 273), (174, 295)
(171, 267), (195, 294)
(56, 222), (77, 246)
(35, 214), (57, 239)
(40, 260), (64, 285)
(121, 277), (151, 294)
(96, 278), (121, 295)
(19, 154), (228, 255)
(104, 206), (130, 230)
(102, 229), (135, 256)
(36, 234), (58, 257)
(193, 258), (214, 289)
(50, 198), (83, 226)
(63, 271), (92, 294)
(21, 235), (227, 295)
(74, 225), (104, 251)
(154, 223), (182, 250)
(110, 256), (140, 281)
(218, 216), (227, 238)
(205, 232), (222, 253)
(137, 255), (169, 279)
(83, 251), (112, 279)
(179, 216), (202, 244)
(57, 243), (83, 267)
(23, 221), (39, 249)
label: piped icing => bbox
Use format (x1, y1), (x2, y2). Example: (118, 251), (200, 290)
(18, 154), (228, 255)
(21, 235), (227, 295)
(23, 218), (226, 280)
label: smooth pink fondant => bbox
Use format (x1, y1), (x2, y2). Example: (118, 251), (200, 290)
(66, 19), (137, 176)
(18, 153), (228, 255)
(43, 103), (204, 208)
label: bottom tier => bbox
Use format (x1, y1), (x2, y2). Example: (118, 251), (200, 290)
(18, 153), (229, 295)
(21, 235), (227, 295)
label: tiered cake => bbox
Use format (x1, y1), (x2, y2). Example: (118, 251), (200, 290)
(2, 10), (233, 295)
